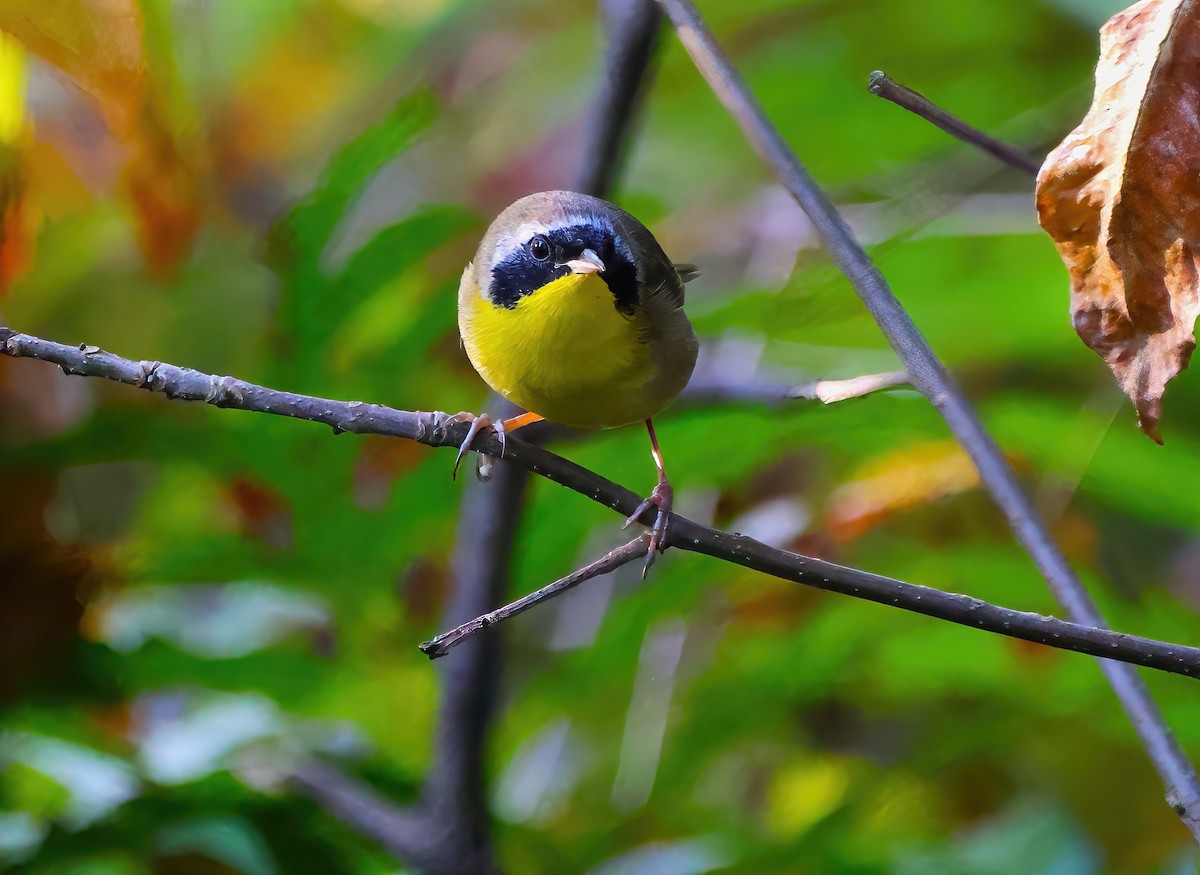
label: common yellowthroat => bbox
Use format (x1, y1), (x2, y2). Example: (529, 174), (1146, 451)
(457, 191), (699, 567)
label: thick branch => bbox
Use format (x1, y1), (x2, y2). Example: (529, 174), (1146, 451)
(10, 329), (1200, 680)
(420, 458), (525, 875)
(867, 71), (1041, 176)
(655, 0), (1200, 840)
(290, 761), (440, 870)
(576, 0), (663, 197)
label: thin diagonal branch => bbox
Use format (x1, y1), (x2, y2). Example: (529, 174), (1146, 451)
(424, 522), (1200, 674)
(867, 71), (1041, 176)
(420, 535), (651, 659)
(655, 0), (1200, 840)
(431, 543), (1200, 671)
(8, 328), (1200, 681)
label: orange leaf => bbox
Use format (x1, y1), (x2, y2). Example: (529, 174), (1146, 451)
(1037, 0), (1200, 442)
(0, 0), (145, 137)
(0, 144), (30, 292)
(220, 477), (293, 550)
(827, 440), (980, 541)
(0, 0), (202, 275)
(121, 115), (201, 276)
(0, 33), (32, 293)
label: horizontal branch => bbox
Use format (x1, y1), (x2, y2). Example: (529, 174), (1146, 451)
(867, 71), (1041, 177)
(685, 369), (908, 406)
(521, 370), (910, 448)
(9, 327), (1197, 679)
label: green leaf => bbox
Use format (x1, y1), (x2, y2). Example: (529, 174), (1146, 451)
(277, 88), (438, 265)
(266, 87), (439, 386)
(156, 817), (278, 875)
(335, 205), (475, 299)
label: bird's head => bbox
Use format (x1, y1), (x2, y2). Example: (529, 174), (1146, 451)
(475, 191), (642, 314)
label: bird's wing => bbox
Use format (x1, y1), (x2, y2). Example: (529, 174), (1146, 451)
(640, 259), (687, 310)
(673, 263), (701, 284)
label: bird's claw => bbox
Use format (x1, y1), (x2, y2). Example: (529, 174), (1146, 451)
(451, 412), (506, 481)
(623, 479), (673, 577)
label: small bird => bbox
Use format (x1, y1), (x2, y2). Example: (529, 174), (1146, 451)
(456, 190), (699, 568)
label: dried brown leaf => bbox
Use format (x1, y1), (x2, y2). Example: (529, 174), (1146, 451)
(1037, 0), (1200, 442)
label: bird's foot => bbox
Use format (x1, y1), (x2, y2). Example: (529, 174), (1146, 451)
(449, 412), (506, 482)
(623, 478), (674, 577)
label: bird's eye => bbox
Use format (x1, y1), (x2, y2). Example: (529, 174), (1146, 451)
(528, 236), (551, 262)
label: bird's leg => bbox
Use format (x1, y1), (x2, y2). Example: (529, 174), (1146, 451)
(623, 418), (673, 575)
(450, 410), (544, 481)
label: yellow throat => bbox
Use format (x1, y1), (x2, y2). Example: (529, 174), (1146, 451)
(460, 269), (654, 428)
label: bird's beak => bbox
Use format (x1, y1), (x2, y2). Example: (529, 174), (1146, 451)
(565, 248), (605, 275)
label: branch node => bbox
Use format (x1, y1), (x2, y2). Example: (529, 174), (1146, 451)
(205, 374), (244, 407)
(1169, 790), (1186, 814)
(417, 640), (446, 660)
(137, 360), (162, 390)
(417, 410), (449, 445)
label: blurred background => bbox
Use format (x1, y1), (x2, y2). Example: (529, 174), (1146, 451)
(2, 0), (1199, 872)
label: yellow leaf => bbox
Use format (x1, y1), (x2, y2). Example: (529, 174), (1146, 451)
(0, 33), (30, 292)
(0, 31), (26, 144)
(767, 758), (852, 839)
(828, 440), (980, 540)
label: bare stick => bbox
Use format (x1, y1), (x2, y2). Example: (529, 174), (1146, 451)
(685, 370), (908, 406)
(523, 369), (910, 446)
(867, 71), (1041, 176)
(655, 0), (1200, 840)
(420, 535), (651, 659)
(803, 370), (909, 403)
(11, 329), (1200, 680)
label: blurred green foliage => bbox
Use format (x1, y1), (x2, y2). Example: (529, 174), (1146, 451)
(1, 0), (1199, 872)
